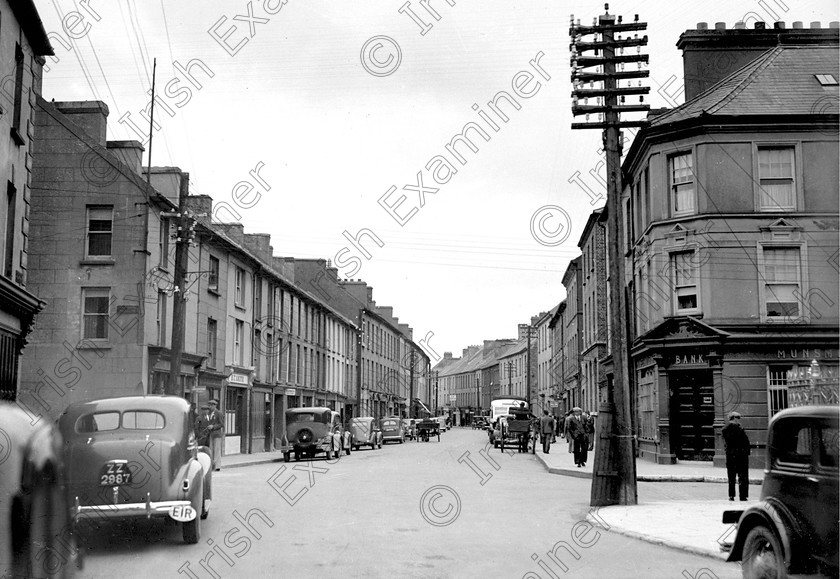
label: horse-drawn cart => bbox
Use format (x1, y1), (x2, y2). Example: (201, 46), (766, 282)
(416, 418), (440, 442)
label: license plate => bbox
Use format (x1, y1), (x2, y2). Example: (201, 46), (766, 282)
(99, 461), (132, 486)
(169, 505), (196, 522)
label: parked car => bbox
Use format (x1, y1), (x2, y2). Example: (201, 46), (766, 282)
(380, 417), (405, 444)
(724, 405), (839, 578)
(280, 408), (351, 461)
(1, 402), (80, 577)
(348, 417), (382, 450)
(57, 395), (212, 545)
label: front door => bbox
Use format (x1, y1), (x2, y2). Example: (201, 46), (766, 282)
(670, 370), (715, 460)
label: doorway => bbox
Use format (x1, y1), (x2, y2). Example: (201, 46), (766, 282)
(669, 370), (715, 461)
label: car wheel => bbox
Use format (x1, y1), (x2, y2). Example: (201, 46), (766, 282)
(325, 446), (333, 460)
(742, 525), (787, 579)
(294, 451), (301, 461)
(283, 452), (290, 463)
(399, 437), (404, 444)
(183, 486), (202, 544)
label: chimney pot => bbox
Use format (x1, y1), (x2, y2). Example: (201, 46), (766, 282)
(792, 21), (803, 28)
(696, 22), (708, 30)
(810, 21), (821, 29)
(830, 21), (839, 28)
(754, 21), (766, 29)
(774, 21), (786, 29)
(734, 21), (745, 29)
(715, 22), (726, 30)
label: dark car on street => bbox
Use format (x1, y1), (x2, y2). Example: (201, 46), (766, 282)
(724, 405), (838, 578)
(57, 396), (212, 544)
(280, 408), (351, 461)
(1, 402), (80, 577)
(380, 417), (405, 444)
(349, 417), (382, 450)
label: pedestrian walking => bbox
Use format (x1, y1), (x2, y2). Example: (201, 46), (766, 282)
(195, 403), (211, 447)
(567, 407), (589, 467)
(584, 411), (595, 452)
(539, 410), (555, 454)
(207, 400), (224, 471)
(563, 410), (574, 454)
(721, 411), (751, 501)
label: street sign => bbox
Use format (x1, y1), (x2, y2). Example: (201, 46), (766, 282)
(449, 394), (456, 402)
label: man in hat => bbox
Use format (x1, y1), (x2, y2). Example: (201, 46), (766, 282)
(207, 400), (224, 471)
(195, 402), (211, 447)
(539, 410), (556, 454)
(721, 411), (751, 501)
(566, 407), (589, 467)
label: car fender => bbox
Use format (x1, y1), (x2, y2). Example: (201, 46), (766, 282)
(196, 450), (212, 501)
(728, 498), (799, 567)
(172, 460), (204, 514)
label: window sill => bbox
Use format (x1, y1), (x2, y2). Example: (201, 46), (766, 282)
(78, 342), (111, 350)
(234, 304), (246, 312)
(207, 287), (221, 297)
(80, 258), (116, 266)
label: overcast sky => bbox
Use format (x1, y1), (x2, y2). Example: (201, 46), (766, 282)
(37, 0), (838, 360)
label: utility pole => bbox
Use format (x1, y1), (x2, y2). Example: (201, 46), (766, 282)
(526, 325), (533, 408)
(570, 4), (649, 506)
(434, 370), (439, 415)
(167, 173), (193, 397)
(409, 347), (415, 418)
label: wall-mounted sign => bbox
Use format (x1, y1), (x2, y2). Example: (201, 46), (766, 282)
(702, 396), (712, 404)
(228, 373), (249, 385)
(285, 388), (296, 396)
(673, 354), (706, 366)
(449, 394), (457, 402)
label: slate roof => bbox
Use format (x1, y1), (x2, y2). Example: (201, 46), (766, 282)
(651, 45), (839, 126)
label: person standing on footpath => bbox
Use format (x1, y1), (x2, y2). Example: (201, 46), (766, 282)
(207, 400), (224, 471)
(722, 411), (751, 501)
(539, 410), (555, 454)
(563, 410), (574, 454)
(195, 403), (211, 447)
(567, 407), (589, 467)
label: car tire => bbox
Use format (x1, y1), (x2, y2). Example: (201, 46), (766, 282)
(399, 437), (404, 444)
(283, 452), (290, 463)
(294, 451), (301, 461)
(742, 525), (787, 579)
(183, 486), (202, 544)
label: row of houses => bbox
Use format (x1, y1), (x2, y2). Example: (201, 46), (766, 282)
(436, 20), (840, 467)
(0, 0), (432, 458)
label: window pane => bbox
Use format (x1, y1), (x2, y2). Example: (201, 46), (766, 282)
(88, 233), (112, 256)
(764, 248), (799, 282)
(759, 148), (793, 179)
(83, 294), (109, 339)
(759, 183), (795, 210)
(76, 412), (120, 433)
(820, 427), (839, 469)
(122, 411), (165, 430)
(676, 287), (698, 310)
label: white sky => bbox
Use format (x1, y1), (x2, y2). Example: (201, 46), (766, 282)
(37, 0), (839, 359)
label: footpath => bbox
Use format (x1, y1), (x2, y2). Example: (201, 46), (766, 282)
(535, 441), (764, 561)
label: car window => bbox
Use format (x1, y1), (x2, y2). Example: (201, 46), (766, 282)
(76, 412), (120, 433)
(289, 413), (316, 423)
(382, 420), (397, 428)
(819, 426), (839, 469)
(773, 419), (813, 469)
(122, 411), (165, 430)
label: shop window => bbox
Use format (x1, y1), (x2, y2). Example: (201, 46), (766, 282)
(767, 366), (790, 417)
(225, 388), (242, 436)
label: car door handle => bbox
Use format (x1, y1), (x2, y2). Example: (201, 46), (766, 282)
(806, 477), (819, 483)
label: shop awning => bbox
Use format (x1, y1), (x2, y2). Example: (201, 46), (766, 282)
(412, 398), (432, 416)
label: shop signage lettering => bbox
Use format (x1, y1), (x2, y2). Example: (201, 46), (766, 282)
(777, 349), (837, 359)
(228, 373), (249, 385)
(673, 354), (705, 365)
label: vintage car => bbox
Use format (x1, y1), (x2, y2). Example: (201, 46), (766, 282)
(0, 402), (80, 577)
(380, 417), (405, 444)
(724, 406), (838, 578)
(348, 417), (382, 450)
(280, 408), (351, 461)
(57, 396), (212, 545)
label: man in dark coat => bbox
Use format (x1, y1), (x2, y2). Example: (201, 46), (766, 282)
(539, 410), (556, 454)
(567, 407), (589, 467)
(207, 400), (224, 471)
(195, 403), (211, 447)
(721, 411), (751, 501)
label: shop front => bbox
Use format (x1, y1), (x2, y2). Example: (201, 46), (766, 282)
(224, 368), (252, 455)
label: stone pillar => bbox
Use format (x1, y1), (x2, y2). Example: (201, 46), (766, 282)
(709, 350), (727, 467)
(653, 354), (676, 464)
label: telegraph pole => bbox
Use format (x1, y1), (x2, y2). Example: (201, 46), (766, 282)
(167, 173), (193, 397)
(570, 4), (649, 506)
(409, 347), (415, 418)
(526, 325), (533, 408)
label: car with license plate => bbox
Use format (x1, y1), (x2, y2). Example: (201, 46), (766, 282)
(380, 417), (405, 444)
(348, 417), (382, 450)
(724, 405), (839, 578)
(0, 402), (81, 577)
(57, 395), (212, 545)
(280, 408), (351, 461)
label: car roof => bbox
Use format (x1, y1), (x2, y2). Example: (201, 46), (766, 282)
(770, 405), (840, 427)
(61, 395), (189, 416)
(287, 407), (332, 414)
